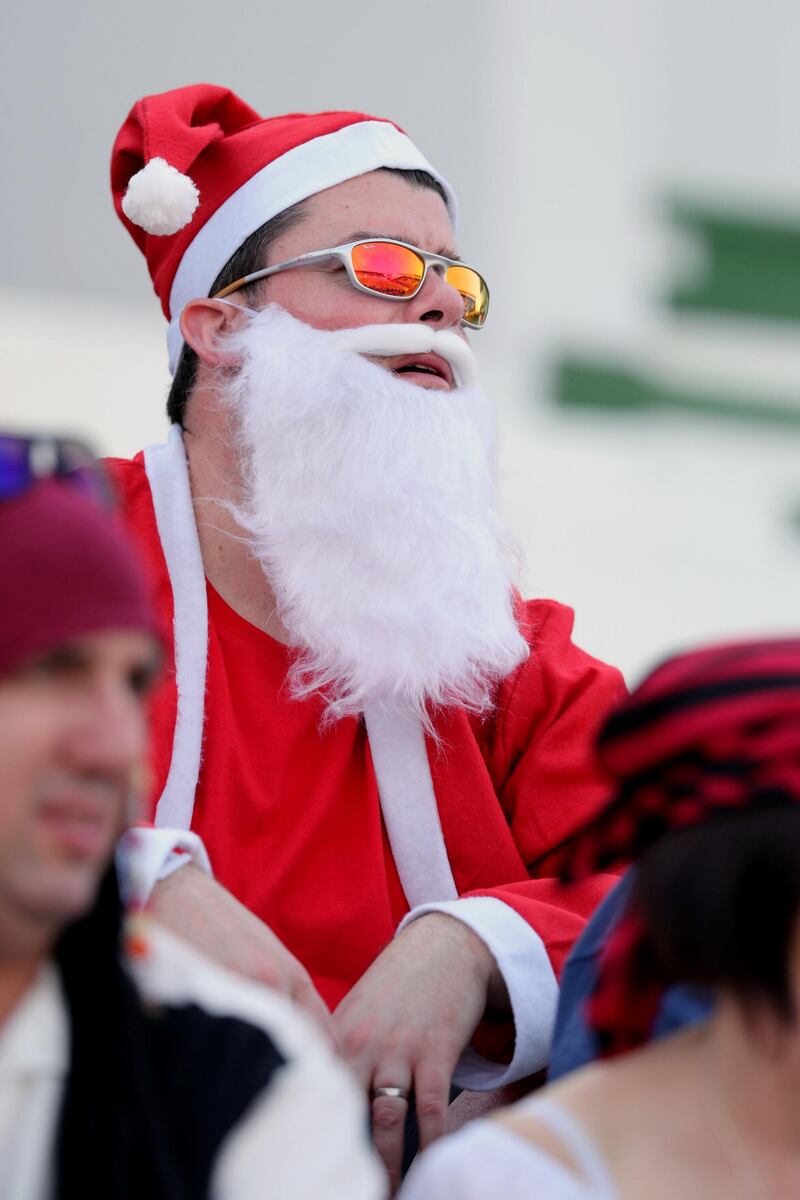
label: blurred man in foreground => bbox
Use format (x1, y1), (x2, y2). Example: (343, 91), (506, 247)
(109, 84), (625, 1183)
(0, 432), (383, 1199)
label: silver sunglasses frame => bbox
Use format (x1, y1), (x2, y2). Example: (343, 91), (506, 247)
(213, 238), (489, 329)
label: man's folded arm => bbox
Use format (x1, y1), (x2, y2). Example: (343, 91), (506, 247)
(398, 871), (615, 1089)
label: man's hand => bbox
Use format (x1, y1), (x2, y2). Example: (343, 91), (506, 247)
(331, 912), (508, 1191)
(147, 863), (330, 1029)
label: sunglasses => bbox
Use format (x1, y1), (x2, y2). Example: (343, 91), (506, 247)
(214, 238), (490, 329)
(0, 432), (113, 508)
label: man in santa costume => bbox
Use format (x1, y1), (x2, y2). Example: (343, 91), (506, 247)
(108, 83), (625, 1185)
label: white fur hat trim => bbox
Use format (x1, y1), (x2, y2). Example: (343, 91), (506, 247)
(122, 157), (200, 236)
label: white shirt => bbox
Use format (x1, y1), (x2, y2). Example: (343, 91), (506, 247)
(0, 964), (66, 1199)
(400, 1099), (618, 1200)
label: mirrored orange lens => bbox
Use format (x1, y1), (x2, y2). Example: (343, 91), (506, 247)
(445, 265), (489, 328)
(350, 242), (425, 298)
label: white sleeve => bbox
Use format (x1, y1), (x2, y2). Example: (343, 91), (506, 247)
(210, 1025), (387, 1200)
(397, 897), (558, 1090)
(116, 826), (213, 907)
(400, 1119), (591, 1200)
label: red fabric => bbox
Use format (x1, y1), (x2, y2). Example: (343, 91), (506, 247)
(108, 453), (624, 1011)
(0, 478), (156, 677)
(559, 637), (800, 882)
(599, 640), (800, 778)
(586, 909), (665, 1058)
(111, 84), (402, 316)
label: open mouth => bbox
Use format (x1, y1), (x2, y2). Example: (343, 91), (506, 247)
(396, 364), (440, 377)
(390, 353), (453, 388)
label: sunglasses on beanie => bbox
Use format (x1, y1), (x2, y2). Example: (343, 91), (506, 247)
(0, 433), (113, 508)
(214, 238), (490, 330)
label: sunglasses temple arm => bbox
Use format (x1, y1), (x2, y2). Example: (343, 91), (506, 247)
(217, 249), (340, 297)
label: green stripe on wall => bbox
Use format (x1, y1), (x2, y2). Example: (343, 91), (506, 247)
(667, 200), (800, 323)
(552, 355), (800, 429)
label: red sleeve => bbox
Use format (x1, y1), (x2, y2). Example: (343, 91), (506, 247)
(467, 598), (626, 977)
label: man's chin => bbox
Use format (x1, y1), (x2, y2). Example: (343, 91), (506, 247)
(12, 863), (103, 930)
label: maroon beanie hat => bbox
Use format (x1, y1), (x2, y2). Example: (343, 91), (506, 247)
(0, 479), (158, 678)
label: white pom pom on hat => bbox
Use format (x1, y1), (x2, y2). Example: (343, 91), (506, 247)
(121, 157), (200, 236)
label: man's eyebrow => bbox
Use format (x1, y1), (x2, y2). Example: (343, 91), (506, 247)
(34, 644), (90, 671)
(344, 232), (462, 261)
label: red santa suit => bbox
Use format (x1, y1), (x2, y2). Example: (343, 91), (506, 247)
(110, 427), (625, 1089)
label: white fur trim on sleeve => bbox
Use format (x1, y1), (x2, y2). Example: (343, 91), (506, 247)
(397, 896), (558, 1089)
(116, 826), (213, 907)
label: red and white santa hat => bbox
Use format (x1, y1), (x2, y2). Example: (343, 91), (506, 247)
(111, 84), (457, 373)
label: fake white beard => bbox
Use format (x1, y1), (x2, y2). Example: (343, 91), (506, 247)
(220, 305), (529, 723)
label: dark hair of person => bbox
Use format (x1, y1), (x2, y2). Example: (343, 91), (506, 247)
(53, 866), (186, 1199)
(165, 167), (449, 425)
(628, 806), (800, 1025)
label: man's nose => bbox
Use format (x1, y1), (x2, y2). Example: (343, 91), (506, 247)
(67, 684), (148, 776)
(407, 266), (466, 329)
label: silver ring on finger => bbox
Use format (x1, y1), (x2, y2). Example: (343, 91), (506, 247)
(372, 1086), (410, 1101)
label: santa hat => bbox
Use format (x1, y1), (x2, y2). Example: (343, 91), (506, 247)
(111, 84), (457, 373)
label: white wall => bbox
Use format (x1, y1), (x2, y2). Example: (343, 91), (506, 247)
(2, 0), (797, 680)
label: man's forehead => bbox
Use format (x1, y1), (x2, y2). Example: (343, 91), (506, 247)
(296, 171), (459, 257)
(344, 229), (461, 260)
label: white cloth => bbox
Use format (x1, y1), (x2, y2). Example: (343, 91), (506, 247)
(134, 925), (386, 1200)
(0, 927), (385, 1200)
(0, 964), (66, 1200)
(399, 1099), (618, 1200)
(129, 833), (557, 1091)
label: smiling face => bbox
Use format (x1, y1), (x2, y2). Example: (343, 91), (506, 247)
(253, 171), (468, 390)
(0, 630), (159, 938)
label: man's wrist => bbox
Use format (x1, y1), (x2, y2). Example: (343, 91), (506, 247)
(398, 896), (559, 1087)
(398, 910), (505, 1011)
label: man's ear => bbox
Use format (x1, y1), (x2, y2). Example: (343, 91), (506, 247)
(180, 298), (249, 368)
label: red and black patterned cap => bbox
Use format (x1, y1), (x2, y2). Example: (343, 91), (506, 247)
(559, 637), (800, 883)
(559, 637), (800, 1058)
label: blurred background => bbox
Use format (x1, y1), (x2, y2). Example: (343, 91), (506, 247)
(1, 0), (797, 679)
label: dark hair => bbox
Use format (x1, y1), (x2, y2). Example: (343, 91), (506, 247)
(166, 202), (307, 425)
(166, 167), (449, 425)
(630, 807), (800, 1024)
(379, 166), (448, 207)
